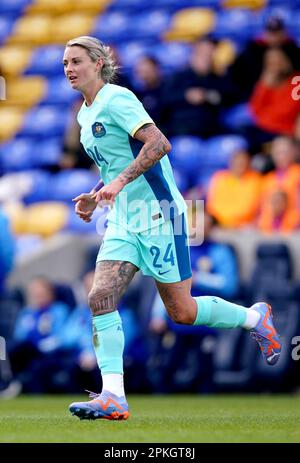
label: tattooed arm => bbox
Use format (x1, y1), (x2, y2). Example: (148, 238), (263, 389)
(118, 123), (171, 186)
(92, 124), (172, 203)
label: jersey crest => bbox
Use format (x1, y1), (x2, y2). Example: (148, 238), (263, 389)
(92, 122), (106, 138)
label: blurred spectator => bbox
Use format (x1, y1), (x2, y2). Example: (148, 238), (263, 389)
(161, 37), (237, 138)
(206, 150), (262, 228)
(0, 208), (15, 297)
(262, 136), (300, 210)
(249, 48), (300, 141)
(229, 15), (300, 100)
(5, 277), (69, 393)
(134, 56), (164, 126)
(257, 189), (300, 234)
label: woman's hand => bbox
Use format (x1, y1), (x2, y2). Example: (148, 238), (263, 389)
(72, 192), (98, 223)
(92, 178), (125, 204)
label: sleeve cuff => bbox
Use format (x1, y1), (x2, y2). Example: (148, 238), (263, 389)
(130, 120), (154, 137)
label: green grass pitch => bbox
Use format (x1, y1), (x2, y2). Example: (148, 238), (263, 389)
(0, 394), (299, 443)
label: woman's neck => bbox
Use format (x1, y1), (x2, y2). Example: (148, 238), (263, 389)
(83, 80), (106, 106)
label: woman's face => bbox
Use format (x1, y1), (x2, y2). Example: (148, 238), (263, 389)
(263, 48), (292, 76)
(63, 45), (102, 92)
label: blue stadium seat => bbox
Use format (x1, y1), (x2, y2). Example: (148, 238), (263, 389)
(203, 135), (248, 168)
(65, 204), (108, 235)
(126, 10), (172, 40)
(213, 9), (256, 42)
(0, 138), (34, 172)
(34, 138), (62, 167)
(172, 168), (189, 193)
(41, 77), (79, 105)
(92, 11), (132, 43)
(117, 41), (154, 68)
(19, 106), (69, 138)
(220, 104), (254, 131)
(24, 46), (65, 76)
(0, 16), (15, 45)
(169, 135), (205, 175)
(23, 170), (53, 203)
(153, 42), (192, 71)
(49, 169), (100, 203)
(0, 0), (31, 16)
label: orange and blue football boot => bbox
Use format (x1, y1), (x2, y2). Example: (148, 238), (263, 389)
(69, 390), (129, 420)
(250, 302), (282, 365)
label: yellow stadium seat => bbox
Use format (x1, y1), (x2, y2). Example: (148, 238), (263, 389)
(222, 0), (266, 9)
(26, 0), (111, 14)
(213, 40), (237, 75)
(74, 0), (112, 13)
(6, 14), (53, 46)
(164, 8), (216, 42)
(23, 202), (69, 237)
(50, 14), (96, 44)
(3, 202), (27, 235)
(26, 0), (75, 14)
(0, 107), (25, 142)
(0, 46), (32, 77)
(5, 77), (46, 109)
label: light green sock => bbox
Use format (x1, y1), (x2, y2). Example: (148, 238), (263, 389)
(193, 296), (247, 329)
(93, 311), (124, 374)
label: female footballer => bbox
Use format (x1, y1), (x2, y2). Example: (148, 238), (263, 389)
(63, 36), (281, 421)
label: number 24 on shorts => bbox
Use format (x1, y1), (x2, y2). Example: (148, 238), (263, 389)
(150, 243), (175, 272)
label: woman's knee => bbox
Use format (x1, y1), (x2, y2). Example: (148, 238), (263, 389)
(88, 287), (118, 316)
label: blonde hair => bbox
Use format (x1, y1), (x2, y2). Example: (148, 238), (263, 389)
(66, 36), (118, 83)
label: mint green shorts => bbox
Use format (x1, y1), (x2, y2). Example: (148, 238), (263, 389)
(97, 213), (192, 283)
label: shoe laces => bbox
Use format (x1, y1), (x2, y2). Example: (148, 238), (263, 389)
(85, 389), (100, 400)
(250, 331), (268, 345)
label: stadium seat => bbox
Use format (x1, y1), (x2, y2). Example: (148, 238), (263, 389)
(7, 14), (53, 45)
(0, 138), (35, 171)
(117, 42), (154, 68)
(49, 169), (100, 202)
(92, 11), (132, 43)
(0, 0), (31, 16)
(0, 45), (33, 76)
(213, 39), (237, 75)
(41, 77), (78, 105)
(23, 170), (53, 204)
(65, 204), (108, 235)
(222, 0), (266, 9)
(152, 41), (192, 71)
(125, 10), (172, 41)
(164, 8), (216, 42)
(220, 103), (254, 131)
(22, 202), (69, 237)
(203, 135), (249, 168)
(213, 8), (256, 41)
(24, 46), (65, 76)
(0, 107), (25, 142)
(0, 16), (15, 45)
(50, 14), (95, 44)
(19, 106), (70, 138)
(5, 76), (46, 108)
(169, 136), (205, 185)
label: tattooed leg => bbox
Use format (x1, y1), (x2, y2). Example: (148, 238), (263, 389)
(88, 260), (138, 316)
(155, 278), (197, 325)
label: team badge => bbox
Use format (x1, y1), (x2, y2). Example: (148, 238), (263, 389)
(92, 122), (106, 138)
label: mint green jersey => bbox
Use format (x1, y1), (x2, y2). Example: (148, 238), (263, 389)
(77, 83), (186, 232)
